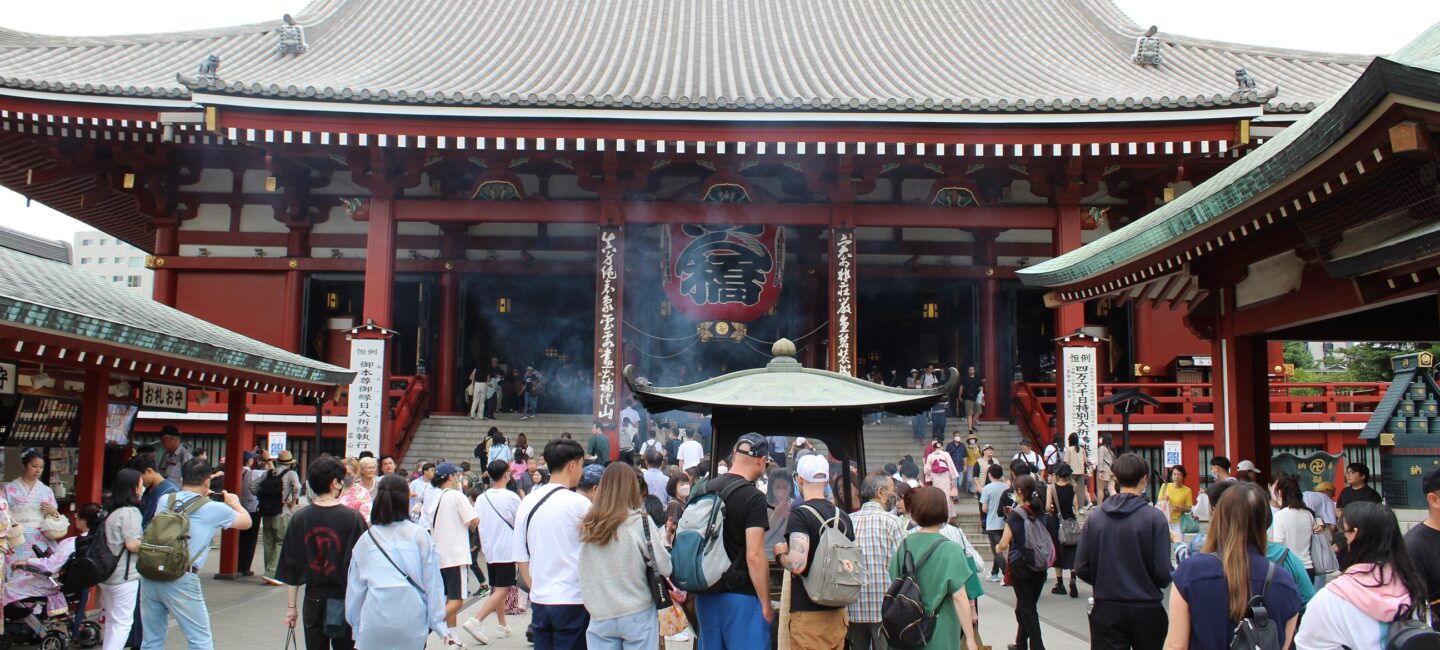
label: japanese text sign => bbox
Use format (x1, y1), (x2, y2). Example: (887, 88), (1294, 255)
(346, 338), (386, 457)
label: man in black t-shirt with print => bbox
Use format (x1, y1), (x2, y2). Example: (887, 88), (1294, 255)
(276, 456), (368, 649)
(776, 454), (855, 649)
(1406, 465), (1440, 630)
(693, 433), (773, 650)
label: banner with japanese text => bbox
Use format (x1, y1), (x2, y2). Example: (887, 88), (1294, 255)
(346, 338), (386, 457)
(1063, 346), (1098, 462)
(661, 224), (784, 322)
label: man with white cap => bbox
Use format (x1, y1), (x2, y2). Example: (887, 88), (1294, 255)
(776, 454), (856, 649)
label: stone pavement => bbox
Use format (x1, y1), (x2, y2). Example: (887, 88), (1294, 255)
(152, 552), (1099, 649)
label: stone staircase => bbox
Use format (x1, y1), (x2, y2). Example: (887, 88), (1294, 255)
(401, 413), (594, 470)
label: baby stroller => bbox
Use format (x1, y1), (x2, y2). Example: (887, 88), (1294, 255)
(2, 544), (101, 650)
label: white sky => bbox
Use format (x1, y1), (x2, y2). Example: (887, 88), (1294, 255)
(1, 0), (1437, 245)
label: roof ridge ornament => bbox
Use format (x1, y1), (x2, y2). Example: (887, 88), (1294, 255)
(1236, 68), (1257, 90)
(1133, 26), (1163, 67)
(196, 54), (220, 85)
(278, 14), (308, 55)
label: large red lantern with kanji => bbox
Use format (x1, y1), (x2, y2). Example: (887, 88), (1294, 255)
(661, 224), (784, 322)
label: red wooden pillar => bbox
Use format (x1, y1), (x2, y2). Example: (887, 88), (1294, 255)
(1055, 333), (1103, 453)
(976, 230), (1000, 419)
(217, 389), (246, 578)
(363, 196), (397, 330)
(593, 222), (625, 460)
(435, 224), (465, 414)
(74, 369), (109, 507)
(1052, 205), (1086, 434)
(1212, 292), (1272, 474)
(152, 220), (179, 306)
(436, 270), (460, 413)
(281, 225), (310, 353)
(1181, 429), (1201, 488)
(829, 227), (858, 375)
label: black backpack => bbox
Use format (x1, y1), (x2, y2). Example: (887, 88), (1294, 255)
(1388, 606), (1440, 650)
(62, 510), (123, 593)
(1228, 560), (1282, 650)
(256, 468), (291, 518)
(881, 537), (949, 650)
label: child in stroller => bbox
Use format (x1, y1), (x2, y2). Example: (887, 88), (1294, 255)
(3, 506), (101, 650)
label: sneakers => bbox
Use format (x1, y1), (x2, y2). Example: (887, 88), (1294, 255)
(986, 573), (1002, 583)
(261, 577), (283, 587)
(461, 619), (491, 645)
(666, 631), (692, 642)
(495, 625), (511, 639)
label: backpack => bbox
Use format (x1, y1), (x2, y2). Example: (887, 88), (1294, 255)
(256, 467), (291, 518)
(881, 537), (948, 650)
(1228, 560), (1282, 650)
(1018, 507), (1055, 571)
(137, 493), (208, 582)
(63, 512), (124, 593)
(1388, 606), (1440, 650)
(797, 505), (866, 607)
(669, 476), (749, 592)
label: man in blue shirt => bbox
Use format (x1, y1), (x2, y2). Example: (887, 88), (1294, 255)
(979, 463), (1010, 581)
(128, 454), (179, 527)
(139, 458), (252, 650)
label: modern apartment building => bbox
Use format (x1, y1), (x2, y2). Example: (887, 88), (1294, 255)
(72, 231), (151, 296)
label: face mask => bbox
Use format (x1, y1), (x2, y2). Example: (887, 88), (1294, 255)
(678, 485), (692, 498)
(718, 464), (729, 474)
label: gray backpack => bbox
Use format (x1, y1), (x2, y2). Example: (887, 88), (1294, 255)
(798, 505), (866, 607)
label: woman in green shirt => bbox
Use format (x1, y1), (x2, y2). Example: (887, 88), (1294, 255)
(890, 486), (978, 650)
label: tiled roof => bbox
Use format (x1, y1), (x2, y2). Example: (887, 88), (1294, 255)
(0, 225), (68, 263)
(1018, 22), (1440, 290)
(0, 246), (353, 388)
(0, 0), (1370, 115)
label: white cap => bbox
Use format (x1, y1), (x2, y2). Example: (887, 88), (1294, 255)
(1236, 460), (1258, 472)
(796, 454), (830, 483)
(795, 437), (808, 446)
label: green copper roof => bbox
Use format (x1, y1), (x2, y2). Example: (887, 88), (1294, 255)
(0, 247), (353, 388)
(1019, 22), (1440, 290)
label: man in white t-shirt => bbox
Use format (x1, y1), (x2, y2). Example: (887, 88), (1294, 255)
(677, 430), (705, 471)
(462, 460), (522, 644)
(429, 463), (479, 630)
(1013, 440), (1043, 472)
(514, 439), (592, 650)
(409, 462), (436, 521)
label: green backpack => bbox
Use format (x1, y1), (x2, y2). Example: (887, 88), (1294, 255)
(137, 493), (208, 581)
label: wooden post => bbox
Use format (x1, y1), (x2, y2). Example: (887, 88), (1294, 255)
(1052, 204), (1085, 433)
(74, 369), (109, 506)
(363, 196), (397, 330)
(217, 389), (247, 578)
(152, 221), (179, 306)
(436, 269), (460, 414)
(976, 230), (1001, 420)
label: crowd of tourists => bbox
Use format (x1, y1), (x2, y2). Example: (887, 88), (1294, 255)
(11, 416), (1440, 650)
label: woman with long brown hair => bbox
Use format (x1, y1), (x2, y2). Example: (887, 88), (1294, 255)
(1164, 482), (1303, 649)
(578, 462), (672, 649)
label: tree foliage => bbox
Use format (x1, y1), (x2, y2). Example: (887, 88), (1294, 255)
(1282, 341), (1316, 370)
(1335, 342), (1440, 382)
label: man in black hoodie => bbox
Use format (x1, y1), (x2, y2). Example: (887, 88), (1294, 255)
(1074, 453), (1171, 650)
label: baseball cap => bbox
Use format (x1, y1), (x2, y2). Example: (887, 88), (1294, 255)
(733, 433), (772, 458)
(434, 462), (461, 479)
(796, 454), (830, 483)
(1235, 460), (1258, 472)
(580, 463), (605, 488)
(1424, 465), (1440, 495)
(982, 444), (994, 451)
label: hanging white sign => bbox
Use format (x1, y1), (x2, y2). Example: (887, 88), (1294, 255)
(346, 339), (386, 458)
(1062, 346), (1099, 462)
(268, 431), (288, 459)
(1163, 440), (1183, 470)
(0, 362), (15, 395)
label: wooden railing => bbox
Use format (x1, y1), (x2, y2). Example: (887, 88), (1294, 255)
(1014, 380), (1388, 428)
(390, 374), (431, 459)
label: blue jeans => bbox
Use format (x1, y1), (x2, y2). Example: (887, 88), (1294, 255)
(696, 592), (770, 650)
(524, 393), (539, 417)
(532, 603), (588, 650)
(585, 609), (657, 649)
(140, 573), (211, 650)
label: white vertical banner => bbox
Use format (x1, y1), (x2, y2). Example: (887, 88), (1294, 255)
(1063, 346), (1098, 462)
(268, 432), (288, 459)
(594, 227), (621, 423)
(346, 338), (386, 457)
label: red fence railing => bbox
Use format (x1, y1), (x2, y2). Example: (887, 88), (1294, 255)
(1014, 380), (1388, 429)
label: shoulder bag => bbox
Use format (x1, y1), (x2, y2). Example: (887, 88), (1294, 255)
(638, 514), (674, 609)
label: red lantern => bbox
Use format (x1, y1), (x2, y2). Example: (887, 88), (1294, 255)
(661, 225), (784, 323)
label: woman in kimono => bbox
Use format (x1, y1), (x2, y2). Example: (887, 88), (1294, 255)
(4, 450), (59, 605)
(921, 440), (961, 516)
(346, 474), (456, 649)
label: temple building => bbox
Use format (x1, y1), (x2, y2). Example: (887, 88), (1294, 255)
(0, 0), (1378, 461)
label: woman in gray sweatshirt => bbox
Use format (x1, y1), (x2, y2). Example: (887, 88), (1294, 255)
(578, 463), (673, 649)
